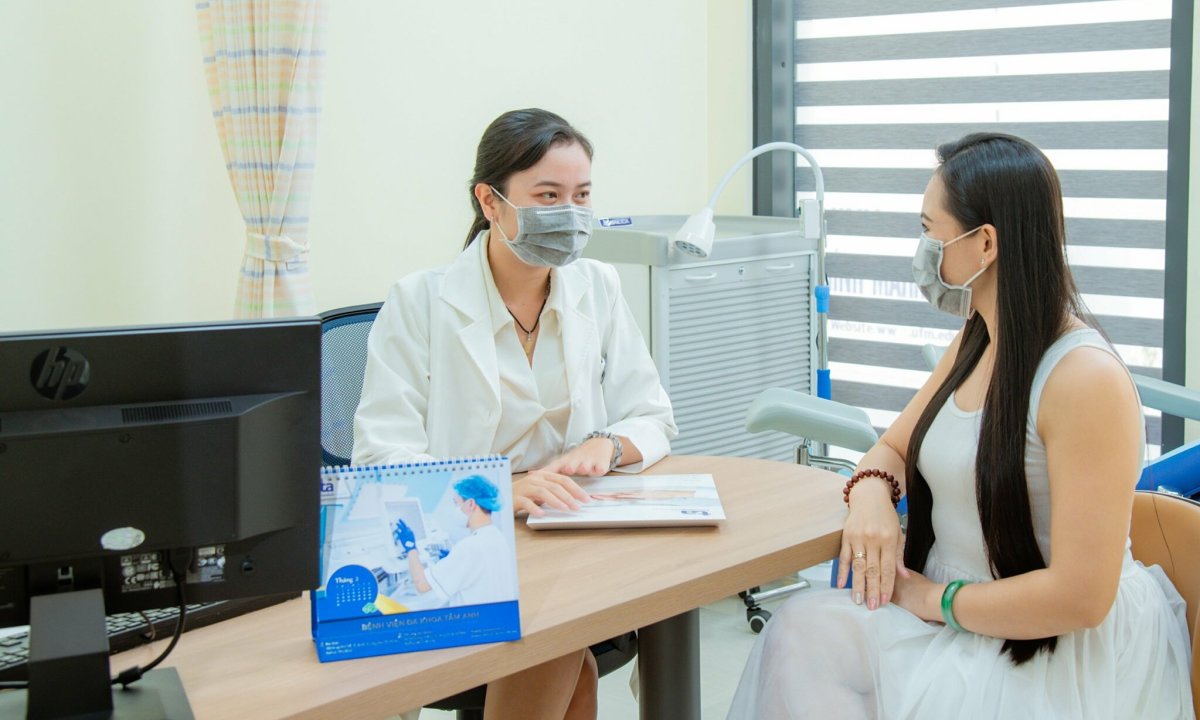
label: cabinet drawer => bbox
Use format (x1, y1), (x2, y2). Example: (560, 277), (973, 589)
(666, 253), (813, 291)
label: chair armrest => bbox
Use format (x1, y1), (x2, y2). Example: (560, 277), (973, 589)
(745, 388), (879, 454)
(1138, 439), (1200, 495)
(921, 344), (945, 371)
(1133, 374), (1200, 421)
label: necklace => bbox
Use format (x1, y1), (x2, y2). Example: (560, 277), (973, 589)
(506, 277), (551, 359)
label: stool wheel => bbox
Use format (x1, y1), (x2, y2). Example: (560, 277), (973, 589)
(747, 608), (771, 634)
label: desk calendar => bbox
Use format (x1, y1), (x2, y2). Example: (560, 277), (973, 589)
(311, 456), (521, 662)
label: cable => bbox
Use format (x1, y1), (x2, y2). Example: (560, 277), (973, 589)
(135, 610), (158, 642)
(111, 551), (190, 688)
(0, 553), (193, 694)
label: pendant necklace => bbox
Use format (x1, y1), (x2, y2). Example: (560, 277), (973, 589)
(507, 277), (551, 360)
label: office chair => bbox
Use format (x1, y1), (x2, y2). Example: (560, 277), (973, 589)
(320, 302), (384, 466)
(319, 302), (638, 720)
(1129, 491), (1200, 718)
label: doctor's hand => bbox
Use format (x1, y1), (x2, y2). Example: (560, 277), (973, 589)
(541, 438), (616, 477)
(393, 519), (417, 556)
(511, 469), (591, 517)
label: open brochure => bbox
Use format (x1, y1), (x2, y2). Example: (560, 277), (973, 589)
(526, 474), (725, 529)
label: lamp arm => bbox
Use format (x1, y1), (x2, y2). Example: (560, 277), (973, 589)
(702, 142), (832, 398)
(705, 142), (827, 286)
(705, 141), (825, 210)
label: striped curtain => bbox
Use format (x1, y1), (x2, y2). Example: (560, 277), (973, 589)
(789, 0), (1172, 455)
(196, 0), (327, 318)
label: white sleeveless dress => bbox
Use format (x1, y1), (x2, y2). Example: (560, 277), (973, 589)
(727, 329), (1193, 719)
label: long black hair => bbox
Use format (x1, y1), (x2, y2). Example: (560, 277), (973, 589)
(902, 133), (1089, 665)
(463, 108), (593, 249)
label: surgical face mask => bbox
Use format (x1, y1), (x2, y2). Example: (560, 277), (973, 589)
(911, 226), (989, 318)
(490, 186), (593, 267)
(456, 499), (474, 528)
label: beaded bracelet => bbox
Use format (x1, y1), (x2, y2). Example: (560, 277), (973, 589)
(941, 579), (973, 632)
(842, 468), (901, 507)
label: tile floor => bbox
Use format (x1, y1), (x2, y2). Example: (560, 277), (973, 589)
(413, 561), (834, 720)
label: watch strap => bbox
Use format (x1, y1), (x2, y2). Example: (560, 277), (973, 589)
(582, 430), (622, 470)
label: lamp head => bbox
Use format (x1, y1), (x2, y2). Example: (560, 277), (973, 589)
(673, 207), (715, 258)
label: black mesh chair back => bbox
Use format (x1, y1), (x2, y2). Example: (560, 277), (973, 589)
(319, 303), (383, 467)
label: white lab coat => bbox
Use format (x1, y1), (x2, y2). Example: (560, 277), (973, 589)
(352, 233), (677, 472)
(425, 523), (516, 607)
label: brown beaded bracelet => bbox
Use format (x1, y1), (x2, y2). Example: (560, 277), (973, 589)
(843, 468), (901, 507)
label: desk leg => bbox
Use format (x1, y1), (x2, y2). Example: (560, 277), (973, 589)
(638, 609), (700, 720)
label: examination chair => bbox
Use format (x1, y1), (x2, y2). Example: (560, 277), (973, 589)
(739, 386), (880, 630)
(319, 303), (637, 720)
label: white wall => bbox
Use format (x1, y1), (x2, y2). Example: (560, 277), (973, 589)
(0, 1), (751, 332)
(706, 0), (753, 216)
(0, 2), (242, 330)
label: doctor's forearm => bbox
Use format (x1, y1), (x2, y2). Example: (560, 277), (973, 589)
(408, 552), (431, 593)
(616, 435), (642, 466)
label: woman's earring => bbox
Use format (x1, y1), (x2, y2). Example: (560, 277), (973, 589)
(980, 257), (986, 266)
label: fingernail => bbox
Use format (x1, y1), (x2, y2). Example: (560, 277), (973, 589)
(881, 593), (890, 606)
(854, 592), (863, 605)
(868, 598), (877, 611)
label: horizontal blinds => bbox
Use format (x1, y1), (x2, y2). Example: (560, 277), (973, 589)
(791, 0), (1171, 452)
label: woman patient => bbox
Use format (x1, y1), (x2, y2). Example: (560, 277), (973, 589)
(728, 133), (1193, 719)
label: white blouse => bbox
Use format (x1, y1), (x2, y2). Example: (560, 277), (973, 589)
(481, 244), (572, 472)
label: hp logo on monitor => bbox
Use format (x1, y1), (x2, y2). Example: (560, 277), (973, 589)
(31, 347), (91, 400)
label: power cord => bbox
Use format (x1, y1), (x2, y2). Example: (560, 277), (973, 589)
(112, 550), (191, 688)
(0, 550), (192, 692)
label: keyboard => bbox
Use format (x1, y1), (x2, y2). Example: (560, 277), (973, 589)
(0, 593), (297, 682)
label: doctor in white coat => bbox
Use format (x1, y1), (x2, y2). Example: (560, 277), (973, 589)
(353, 108), (676, 720)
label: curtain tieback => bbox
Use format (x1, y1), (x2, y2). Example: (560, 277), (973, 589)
(244, 232), (310, 267)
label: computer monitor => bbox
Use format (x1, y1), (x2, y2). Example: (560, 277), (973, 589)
(0, 317), (321, 719)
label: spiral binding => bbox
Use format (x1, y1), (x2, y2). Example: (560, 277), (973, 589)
(322, 455), (510, 518)
(320, 454), (509, 478)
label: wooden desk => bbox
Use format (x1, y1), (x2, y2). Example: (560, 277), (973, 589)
(109, 455), (846, 719)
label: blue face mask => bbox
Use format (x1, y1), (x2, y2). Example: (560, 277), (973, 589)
(490, 187), (593, 267)
(911, 227), (989, 318)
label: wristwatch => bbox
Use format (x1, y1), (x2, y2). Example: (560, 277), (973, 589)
(582, 430), (623, 471)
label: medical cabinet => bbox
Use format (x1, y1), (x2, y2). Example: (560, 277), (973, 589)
(586, 215), (819, 462)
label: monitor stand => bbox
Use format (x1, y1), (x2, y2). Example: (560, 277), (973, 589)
(0, 589), (195, 720)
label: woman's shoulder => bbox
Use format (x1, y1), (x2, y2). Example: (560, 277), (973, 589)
(388, 265), (451, 298)
(1039, 327), (1121, 384)
(1037, 329), (1138, 428)
(375, 266), (452, 329)
(1043, 338), (1129, 396)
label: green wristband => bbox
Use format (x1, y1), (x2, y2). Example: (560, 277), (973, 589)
(941, 579), (972, 632)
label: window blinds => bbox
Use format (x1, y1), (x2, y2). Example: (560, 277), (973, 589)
(790, 0), (1172, 453)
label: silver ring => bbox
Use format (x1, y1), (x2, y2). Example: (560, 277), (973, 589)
(852, 551), (867, 560)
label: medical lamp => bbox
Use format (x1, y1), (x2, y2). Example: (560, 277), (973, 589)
(673, 141), (832, 399)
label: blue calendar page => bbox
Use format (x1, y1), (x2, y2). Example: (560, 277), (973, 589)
(311, 456), (521, 662)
